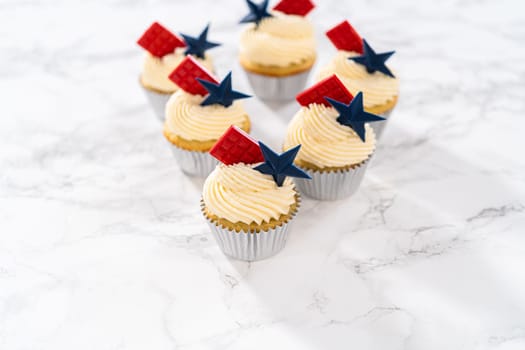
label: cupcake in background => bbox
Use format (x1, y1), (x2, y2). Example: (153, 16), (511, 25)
(164, 57), (251, 177)
(284, 75), (384, 200)
(238, 0), (316, 101)
(316, 20), (399, 138)
(202, 125), (310, 261)
(137, 22), (220, 121)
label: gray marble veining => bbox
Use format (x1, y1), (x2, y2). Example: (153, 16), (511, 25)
(1, 0), (525, 349)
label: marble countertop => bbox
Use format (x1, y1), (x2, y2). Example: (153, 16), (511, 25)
(1, 0), (525, 349)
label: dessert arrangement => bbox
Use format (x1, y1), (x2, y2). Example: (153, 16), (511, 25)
(135, 0), (399, 260)
(317, 20), (399, 138)
(138, 22), (220, 120)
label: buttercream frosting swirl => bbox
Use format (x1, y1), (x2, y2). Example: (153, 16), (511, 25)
(203, 164), (296, 225)
(165, 90), (249, 142)
(239, 12), (316, 67)
(141, 48), (214, 93)
(316, 50), (399, 108)
(284, 103), (376, 168)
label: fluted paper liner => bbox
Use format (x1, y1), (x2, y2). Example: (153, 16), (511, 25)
(370, 110), (392, 139)
(169, 144), (218, 178)
(294, 159), (370, 201)
(244, 69), (311, 102)
(141, 85), (171, 122)
(201, 195), (301, 261)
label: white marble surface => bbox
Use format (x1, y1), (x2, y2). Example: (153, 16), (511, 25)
(1, 0), (525, 349)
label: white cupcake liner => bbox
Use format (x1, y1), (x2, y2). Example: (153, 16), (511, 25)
(244, 69), (311, 102)
(141, 85), (172, 122)
(294, 159), (370, 201)
(169, 143), (218, 177)
(370, 109), (393, 139)
(201, 197), (300, 261)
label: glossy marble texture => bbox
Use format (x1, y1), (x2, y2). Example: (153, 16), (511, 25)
(1, 0), (525, 349)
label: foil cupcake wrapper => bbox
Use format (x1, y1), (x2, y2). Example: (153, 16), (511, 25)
(244, 69), (311, 102)
(201, 195), (300, 261)
(169, 143), (217, 177)
(206, 220), (292, 261)
(370, 109), (393, 139)
(294, 159), (370, 201)
(141, 85), (171, 122)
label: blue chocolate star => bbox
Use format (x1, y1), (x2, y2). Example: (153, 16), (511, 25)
(349, 39), (395, 78)
(180, 24), (220, 59)
(197, 72), (251, 107)
(325, 92), (385, 142)
(240, 0), (273, 26)
(254, 142), (311, 187)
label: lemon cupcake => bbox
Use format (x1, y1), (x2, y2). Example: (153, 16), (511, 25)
(238, 0), (316, 101)
(203, 126), (310, 261)
(137, 22), (219, 121)
(284, 75), (384, 200)
(318, 20), (399, 138)
(164, 57), (251, 177)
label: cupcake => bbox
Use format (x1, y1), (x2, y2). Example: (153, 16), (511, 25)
(283, 75), (384, 200)
(317, 20), (399, 138)
(137, 22), (220, 121)
(202, 125), (310, 261)
(164, 56), (251, 177)
(238, 0), (316, 101)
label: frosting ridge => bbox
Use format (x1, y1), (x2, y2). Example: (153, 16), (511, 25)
(203, 164), (296, 225)
(284, 103), (376, 168)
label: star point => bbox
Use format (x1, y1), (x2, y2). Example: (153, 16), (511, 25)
(349, 39), (395, 78)
(180, 23), (220, 59)
(325, 92), (385, 142)
(197, 72), (251, 107)
(254, 142), (310, 186)
(240, 0), (273, 26)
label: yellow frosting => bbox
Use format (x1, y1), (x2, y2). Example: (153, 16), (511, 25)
(284, 103), (376, 168)
(316, 50), (399, 108)
(165, 90), (248, 142)
(141, 48), (214, 93)
(239, 12), (316, 67)
(203, 164), (296, 225)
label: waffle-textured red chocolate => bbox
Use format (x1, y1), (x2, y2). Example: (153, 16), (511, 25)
(210, 126), (264, 165)
(296, 75), (354, 107)
(168, 56), (218, 95)
(273, 0), (315, 16)
(137, 22), (186, 58)
(326, 20), (363, 54)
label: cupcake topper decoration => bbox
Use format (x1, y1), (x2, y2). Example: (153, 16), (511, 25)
(254, 143), (311, 187)
(349, 39), (395, 78)
(137, 22), (186, 58)
(197, 72), (251, 107)
(180, 24), (221, 59)
(325, 92), (385, 142)
(296, 75), (353, 107)
(210, 126), (264, 165)
(273, 0), (315, 16)
(326, 20), (363, 54)
(240, 0), (273, 26)
(168, 56), (218, 96)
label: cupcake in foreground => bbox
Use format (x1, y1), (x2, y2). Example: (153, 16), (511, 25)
(164, 56), (251, 177)
(202, 126), (310, 261)
(238, 0), (316, 101)
(283, 75), (384, 200)
(316, 20), (399, 138)
(137, 22), (220, 121)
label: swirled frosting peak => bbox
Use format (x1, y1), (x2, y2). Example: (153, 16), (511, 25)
(316, 50), (399, 108)
(284, 103), (376, 168)
(165, 90), (248, 142)
(239, 12), (316, 67)
(141, 48), (214, 93)
(203, 163), (296, 225)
